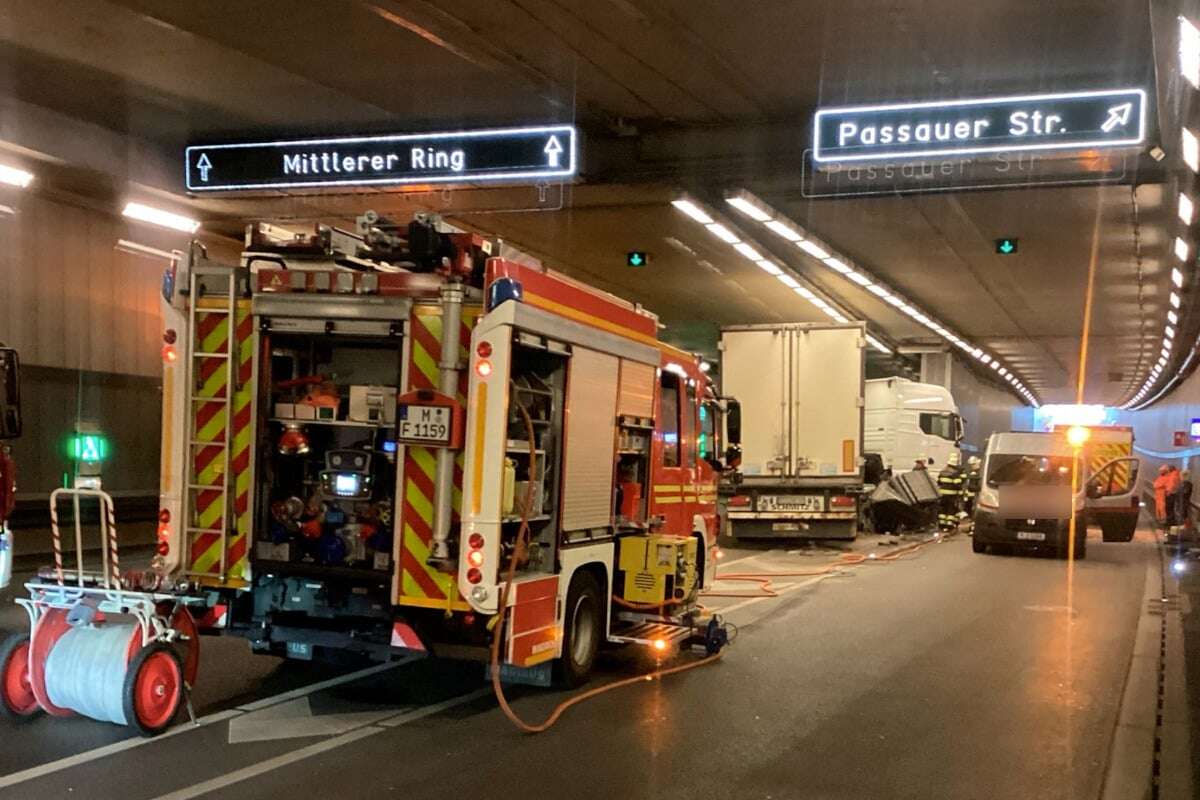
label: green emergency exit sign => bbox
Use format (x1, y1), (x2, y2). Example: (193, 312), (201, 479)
(626, 251), (648, 267)
(995, 238), (1018, 255)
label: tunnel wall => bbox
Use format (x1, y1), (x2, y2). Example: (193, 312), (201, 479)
(0, 193), (214, 502)
(947, 356), (1024, 454)
(1115, 364), (1200, 474)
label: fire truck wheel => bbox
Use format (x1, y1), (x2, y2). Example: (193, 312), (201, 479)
(123, 643), (184, 736)
(0, 634), (41, 719)
(557, 571), (602, 688)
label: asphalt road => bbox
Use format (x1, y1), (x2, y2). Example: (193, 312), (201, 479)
(0, 529), (1158, 800)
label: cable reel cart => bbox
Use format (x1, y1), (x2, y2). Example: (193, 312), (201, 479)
(0, 488), (206, 735)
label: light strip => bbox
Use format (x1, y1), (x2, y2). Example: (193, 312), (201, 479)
(797, 240), (830, 259)
(1184, 127), (1200, 173)
(122, 201), (201, 233)
(777, 274), (801, 289)
(765, 219), (804, 241)
(706, 223), (740, 244)
(756, 259), (784, 276)
(0, 164), (34, 189)
(725, 192), (772, 222)
(733, 241), (763, 260)
(1175, 237), (1190, 262)
(671, 198), (713, 224)
(1182, 16), (1200, 89)
(1172, 268), (1184, 288)
(866, 335), (892, 354)
(114, 239), (183, 261)
(1180, 193), (1195, 225)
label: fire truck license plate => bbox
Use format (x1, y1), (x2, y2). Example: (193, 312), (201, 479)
(398, 405), (451, 444)
(758, 494), (823, 512)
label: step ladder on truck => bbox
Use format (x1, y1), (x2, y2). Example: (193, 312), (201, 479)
(0, 215), (738, 734)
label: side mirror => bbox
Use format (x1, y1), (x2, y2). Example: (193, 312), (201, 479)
(725, 398), (741, 447)
(0, 348), (20, 441)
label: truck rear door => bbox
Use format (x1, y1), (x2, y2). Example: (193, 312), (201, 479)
(721, 328), (790, 476)
(791, 326), (864, 478)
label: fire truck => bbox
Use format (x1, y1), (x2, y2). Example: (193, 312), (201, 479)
(0, 215), (735, 735)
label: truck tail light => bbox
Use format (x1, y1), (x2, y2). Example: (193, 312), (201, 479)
(159, 509), (171, 524)
(468, 532), (485, 550)
(830, 495), (855, 508)
(467, 568), (482, 584)
(728, 495), (750, 507)
(156, 540), (170, 556)
(467, 549), (484, 568)
(476, 341), (492, 358)
(475, 359), (492, 378)
(161, 344), (177, 363)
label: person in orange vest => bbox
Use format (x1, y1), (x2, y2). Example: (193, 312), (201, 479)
(1167, 465), (1183, 527)
(1154, 465), (1172, 529)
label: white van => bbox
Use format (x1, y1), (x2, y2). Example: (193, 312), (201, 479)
(864, 377), (962, 477)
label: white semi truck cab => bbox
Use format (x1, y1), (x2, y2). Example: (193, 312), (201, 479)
(863, 377), (962, 477)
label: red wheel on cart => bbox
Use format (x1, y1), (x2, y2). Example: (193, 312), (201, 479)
(28, 608), (74, 717)
(157, 602), (200, 687)
(0, 634), (41, 719)
(122, 643), (183, 736)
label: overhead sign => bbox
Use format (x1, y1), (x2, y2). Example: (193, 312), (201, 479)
(813, 89), (1146, 163)
(185, 124), (577, 192)
(995, 238), (1018, 255)
(626, 251), (648, 267)
(1190, 418), (1200, 440)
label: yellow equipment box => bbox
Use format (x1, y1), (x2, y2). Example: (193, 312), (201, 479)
(616, 534), (698, 605)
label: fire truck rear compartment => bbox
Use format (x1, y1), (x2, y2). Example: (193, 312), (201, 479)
(250, 329), (402, 654)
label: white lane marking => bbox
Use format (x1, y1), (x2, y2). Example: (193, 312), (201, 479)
(0, 710), (242, 790)
(0, 658), (413, 791)
(717, 574), (834, 616)
(151, 726), (381, 800)
(151, 688), (493, 799)
(228, 697), (405, 743)
(236, 659), (406, 711)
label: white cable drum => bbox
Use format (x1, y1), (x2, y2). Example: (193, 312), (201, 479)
(44, 623), (139, 725)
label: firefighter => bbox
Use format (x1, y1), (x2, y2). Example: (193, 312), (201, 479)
(962, 456), (982, 516)
(936, 461), (964, 531)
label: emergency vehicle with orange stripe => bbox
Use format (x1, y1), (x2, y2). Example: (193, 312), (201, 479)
(1050, 424), (1141, 543)
(153, 216), (737, 688)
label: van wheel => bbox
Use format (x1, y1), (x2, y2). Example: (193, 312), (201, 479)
(556, 571), (602, 688)
(972, 539), (986, 554)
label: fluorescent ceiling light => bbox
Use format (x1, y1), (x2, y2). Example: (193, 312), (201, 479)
(671, 198), (713, 224)
(0, 203), (15, 217)
(755, 259), (783, 276)
(1166, 325), (1176, 338)
(972, 348), (984, 358)
(811, 298), (832, 311)
(866, 284), (890, 298)
(980, 355), (993, 366)
(725, 193), (772, 222)
(1169, 310), (1179, 324)
(823, 307), (845, 321)
(824, 257), (852, 274)
(0, 164), (34, 188)
(1164, 335), (1174, 348)
(885, 295), (906, 308)
(115, 239), (181, 261)
(797, 240), (830, 259)
(765, 219), (804, 241)
(991, 361), (1002, 370)
(866, 335), (892, 354)
(1173, 268), (1185, 287)
(733, 241), (763, 260)
(1171, 291), (1182, 308)
(777, 274), (801, 289)
(998, 368), (1008, 377)
(1181, 194), (1196, 226)
(1162, 346), (1172, 358)
(1175, 237), (1190, 262)
(846, 271), (872, 287)
(830, 312), (850, 323)
(1183, 16), (1200, 89)
(706, 223), (740, 244)
(122, 201), (200, 233)
(913, 313), (932, 326)
(1185, 128), (1200, 173)
(794, 286), (816, 300)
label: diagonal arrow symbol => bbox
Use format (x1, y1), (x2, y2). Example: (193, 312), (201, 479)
(1101, 102), (1132, 133)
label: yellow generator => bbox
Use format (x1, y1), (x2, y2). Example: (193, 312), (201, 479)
(616, 534), (698, 605)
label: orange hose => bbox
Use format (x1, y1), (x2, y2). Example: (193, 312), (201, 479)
(701, 531), (951, 599)
(488, 404), (722, 734)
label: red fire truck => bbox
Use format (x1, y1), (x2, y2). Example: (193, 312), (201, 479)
(0, 216), (736, 734)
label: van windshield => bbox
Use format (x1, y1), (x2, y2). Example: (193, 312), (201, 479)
(986, 454), (1078, 487)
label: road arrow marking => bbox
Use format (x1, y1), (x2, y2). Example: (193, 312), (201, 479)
(1101, 102), (1133, 133)
(196, 153), (213, 181)
(543, 135), (563, 168)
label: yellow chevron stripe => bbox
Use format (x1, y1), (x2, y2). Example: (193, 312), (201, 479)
(411, 446), (437, 483)
(405, 480), (433, 525)
(197, 500), (223, 530)
(412, 339), (439, 389)
(191, 536), (222, 574)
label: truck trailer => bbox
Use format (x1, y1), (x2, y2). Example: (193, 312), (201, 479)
(720, 322), (865, 540)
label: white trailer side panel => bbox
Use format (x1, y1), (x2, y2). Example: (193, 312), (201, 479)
(792, 327), (864, 477)
(720, 328), (789, 476)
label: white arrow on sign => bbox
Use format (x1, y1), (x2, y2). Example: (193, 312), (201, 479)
(543, 136), (563, 168)
(196, 153), (213, 182)
(1101, 102), (1133, 133)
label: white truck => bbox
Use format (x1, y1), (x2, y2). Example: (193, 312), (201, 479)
(863, 377), (962, 477)
(720, 322), (865, 540)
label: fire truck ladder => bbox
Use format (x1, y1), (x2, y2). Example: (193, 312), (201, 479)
(181, 265), (239, 583)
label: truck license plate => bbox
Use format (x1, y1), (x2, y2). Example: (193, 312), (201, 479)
(1016, 531), (1046, 542)
(398, 405), (451, 444)
(758, 494), (823, 512)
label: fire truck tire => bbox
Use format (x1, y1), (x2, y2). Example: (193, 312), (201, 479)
(556, 571), (602, 688)
(0, 633), (41, 720)
(122, 643), (184, 736)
